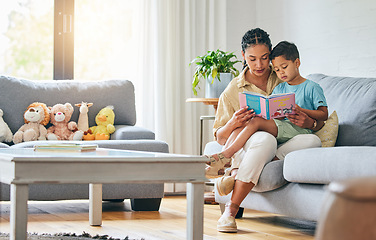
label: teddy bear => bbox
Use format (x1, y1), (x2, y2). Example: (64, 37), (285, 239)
(83, 105), (115, 140)
(0, 109), (13, 143)
(46, 103), (84, 141)
(13, 102), (50, 144)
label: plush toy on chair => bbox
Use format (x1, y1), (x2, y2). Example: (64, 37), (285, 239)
(46, 103), (84, 141)
(0, 109), (13, 143)
(13, 102), (50, 144)
(84, 105), (115, 140)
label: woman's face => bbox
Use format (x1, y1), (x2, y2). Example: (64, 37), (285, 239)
(242, 44), (270, 77)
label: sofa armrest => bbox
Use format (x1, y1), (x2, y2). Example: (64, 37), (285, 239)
(111, 125), (155, 140)
(284, 146), (376, 184)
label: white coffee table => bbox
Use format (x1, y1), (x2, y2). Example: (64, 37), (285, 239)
(0, 148), (207, 240)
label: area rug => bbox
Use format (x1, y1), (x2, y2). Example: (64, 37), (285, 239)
(0, 232), (144, 240)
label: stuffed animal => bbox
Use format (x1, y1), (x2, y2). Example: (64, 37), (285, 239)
(13, 102), (50, 144)
(46, 103), (84, 141)
(0, 109), (13, 143)
(75, 102), (93, 132)
(83, 105), (115, 140)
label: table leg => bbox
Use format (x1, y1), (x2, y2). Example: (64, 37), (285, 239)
(186, 182), (204, 240)
(89, 183), (102, 226)
(10, 184), (29, 240)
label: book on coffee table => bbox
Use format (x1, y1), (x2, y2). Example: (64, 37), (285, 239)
(34, 143), (98, 152)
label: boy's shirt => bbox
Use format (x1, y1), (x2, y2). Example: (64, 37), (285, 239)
(272, 79), (327, 111)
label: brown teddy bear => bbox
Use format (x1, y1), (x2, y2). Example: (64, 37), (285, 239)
(46, 103), (84, 141)
(13, 102), (50, 144)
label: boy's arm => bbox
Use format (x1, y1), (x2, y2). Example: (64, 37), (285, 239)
(287, 108), (325, 131)
(295, 105), (328, 121)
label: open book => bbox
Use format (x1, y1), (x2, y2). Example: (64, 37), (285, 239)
(239, 91), (295, 119)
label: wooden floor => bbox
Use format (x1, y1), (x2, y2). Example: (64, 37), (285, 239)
(0, 195), (316, 240)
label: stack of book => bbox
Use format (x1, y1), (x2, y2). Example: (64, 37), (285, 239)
(34, 143), (98, 152)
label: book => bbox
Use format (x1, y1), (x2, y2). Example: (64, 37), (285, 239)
(34, 143), (98, 152)
(239, 91), (295, 119)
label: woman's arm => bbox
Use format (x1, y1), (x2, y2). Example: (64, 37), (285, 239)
(216, 107), (254, 145)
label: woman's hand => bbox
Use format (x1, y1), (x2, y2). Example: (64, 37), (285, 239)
(230, 107), (255, 128)
(287, 105), (314, 129)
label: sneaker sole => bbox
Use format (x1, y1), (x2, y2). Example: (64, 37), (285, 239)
(217, 226), (237, 233)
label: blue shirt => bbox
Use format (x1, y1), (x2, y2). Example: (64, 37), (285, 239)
(272, 79), (327, 110)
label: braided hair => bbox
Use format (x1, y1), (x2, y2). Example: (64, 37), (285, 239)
(241, 28), (272, 69)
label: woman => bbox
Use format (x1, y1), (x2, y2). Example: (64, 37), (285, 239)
(211, 28), (323, 233)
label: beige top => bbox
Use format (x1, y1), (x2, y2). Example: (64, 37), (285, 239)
(213, 66), (282, 139)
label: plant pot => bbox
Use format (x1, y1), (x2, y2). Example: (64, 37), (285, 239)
(205, 73), (233, 98)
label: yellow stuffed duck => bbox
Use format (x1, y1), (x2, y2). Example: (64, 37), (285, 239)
(83, 105), (115, 140)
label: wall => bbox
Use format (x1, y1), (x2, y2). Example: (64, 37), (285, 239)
(226, 0), (376, 78)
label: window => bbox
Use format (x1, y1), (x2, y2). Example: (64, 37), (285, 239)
(0, 0), (54, 80)
(0, 0), (138, 81)
(74, 0), (139, 81)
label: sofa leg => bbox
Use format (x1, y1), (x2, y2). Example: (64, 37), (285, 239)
(236, 207), (244, 219)
(219, 203), (244, 219)
(130, 198), (162, 211)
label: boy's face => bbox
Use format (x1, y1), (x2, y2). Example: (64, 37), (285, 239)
(271, 56), (301, 85)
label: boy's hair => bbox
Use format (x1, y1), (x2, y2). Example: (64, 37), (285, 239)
(270, 41), (300, 61)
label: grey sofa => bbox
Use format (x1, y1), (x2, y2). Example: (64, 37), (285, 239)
(204, 73), (376, 221)
(0, 75), (169, 211)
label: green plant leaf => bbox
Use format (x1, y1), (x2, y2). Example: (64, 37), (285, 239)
(189, 49), (241, 95)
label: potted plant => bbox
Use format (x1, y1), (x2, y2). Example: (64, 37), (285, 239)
(190, 49), (241, 97)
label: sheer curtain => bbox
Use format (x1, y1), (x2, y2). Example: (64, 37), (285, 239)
(134, 0), (227, 154)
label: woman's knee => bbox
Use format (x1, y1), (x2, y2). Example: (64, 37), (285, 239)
(243, 131), (277, 152)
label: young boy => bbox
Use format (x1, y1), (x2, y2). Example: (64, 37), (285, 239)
(205, 41), (328, 178)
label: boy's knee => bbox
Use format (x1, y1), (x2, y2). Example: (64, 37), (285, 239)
(249, 116), (263, 126)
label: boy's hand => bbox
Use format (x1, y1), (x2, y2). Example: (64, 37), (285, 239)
(287, 106), (314, 129)
(294, 104), (302, 112)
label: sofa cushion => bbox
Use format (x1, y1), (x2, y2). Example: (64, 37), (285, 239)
(284, 147), (376, 184)
(112, 125), (155, 140)
(314, 111), (339, 147)
(253, 159), (288, 192)
(308, 74), (376, 146)
(0, 76), (136, 134)
(0, 143), (10, 148)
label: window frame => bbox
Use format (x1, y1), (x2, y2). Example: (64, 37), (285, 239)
(54, 0), (74, 80)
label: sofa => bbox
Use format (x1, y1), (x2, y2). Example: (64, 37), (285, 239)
(204, 73), (376, 221)
(0, 75), (169, 211)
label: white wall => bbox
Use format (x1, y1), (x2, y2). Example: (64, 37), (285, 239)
(225, 0), (255, 70)
(226, 0), (376, 78)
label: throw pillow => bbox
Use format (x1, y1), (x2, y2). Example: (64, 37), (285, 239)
(314, 111), (339, 147)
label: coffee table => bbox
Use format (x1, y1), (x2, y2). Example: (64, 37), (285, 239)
(0, 148), (207, 240)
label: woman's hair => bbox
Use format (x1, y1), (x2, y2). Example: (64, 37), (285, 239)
(241, 28), (272, 69)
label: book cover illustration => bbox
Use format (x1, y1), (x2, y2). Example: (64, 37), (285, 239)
(239, 92), (295, 119)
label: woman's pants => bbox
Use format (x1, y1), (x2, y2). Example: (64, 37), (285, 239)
(231, 132), (321, 185)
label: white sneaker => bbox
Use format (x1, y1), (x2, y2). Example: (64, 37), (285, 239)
(217, 214), (237, 233)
